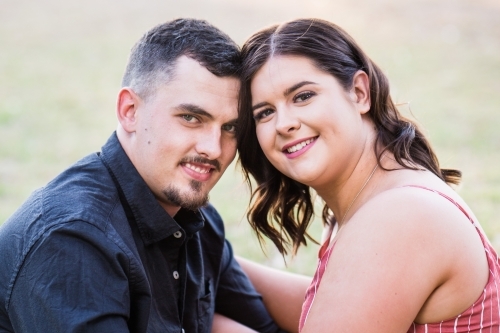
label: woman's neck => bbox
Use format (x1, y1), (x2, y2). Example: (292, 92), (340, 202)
(316, 153), (381, 228)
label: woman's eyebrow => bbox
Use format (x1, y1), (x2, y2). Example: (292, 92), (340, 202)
(251, 81), (318, 111)
(283, 81), (317, 97)
(251, 101), (270, 112)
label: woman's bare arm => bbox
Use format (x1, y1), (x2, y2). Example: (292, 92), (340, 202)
(301, 188), (487, 332)
(211, 313), (259, 333)
(236, 256), (312, 333)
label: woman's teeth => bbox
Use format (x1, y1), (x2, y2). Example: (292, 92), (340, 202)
(287, 138), (315, 153)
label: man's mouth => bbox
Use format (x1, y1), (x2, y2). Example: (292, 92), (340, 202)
(179, 156), (221, 172)
(183, 162), (212, 174)
(179, 156), (221, 182)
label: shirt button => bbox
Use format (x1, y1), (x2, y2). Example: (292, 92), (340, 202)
(173, 271), (179, 279)
(173, 231), (182, 238)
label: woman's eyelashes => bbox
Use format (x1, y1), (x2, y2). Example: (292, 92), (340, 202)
(293, 91), (316, 103)
(253, 91), (316, 121)
(253, 108), (275, 121)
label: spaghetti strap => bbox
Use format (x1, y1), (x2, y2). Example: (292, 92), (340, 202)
(403, 185), (473, 222)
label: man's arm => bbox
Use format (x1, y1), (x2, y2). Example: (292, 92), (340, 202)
(236, 256), (311, 333)
(8, 221), (132, 332)
(214, 240), (288, 333)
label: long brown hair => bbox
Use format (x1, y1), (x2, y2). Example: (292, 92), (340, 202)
(237, 19), (461, 255)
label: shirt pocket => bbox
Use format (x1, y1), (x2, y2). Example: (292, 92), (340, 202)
(197, 278), (213, 332)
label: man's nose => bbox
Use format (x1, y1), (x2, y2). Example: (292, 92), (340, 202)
(195, 127), (222, 159)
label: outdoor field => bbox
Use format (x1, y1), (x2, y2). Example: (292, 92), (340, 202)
(1, 0), (499, 275)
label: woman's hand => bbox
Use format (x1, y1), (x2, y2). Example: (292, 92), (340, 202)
(236, 256), (312, 333)
(211, 313), (259, 333)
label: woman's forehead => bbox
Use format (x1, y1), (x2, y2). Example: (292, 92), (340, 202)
(251, 55), (329, 93)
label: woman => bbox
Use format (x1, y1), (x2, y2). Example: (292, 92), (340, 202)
(237, 18), (500, 332)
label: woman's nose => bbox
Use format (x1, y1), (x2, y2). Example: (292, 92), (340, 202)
(275, 110), (301, 135)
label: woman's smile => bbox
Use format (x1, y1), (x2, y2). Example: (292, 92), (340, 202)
(282, 136), (318, 158)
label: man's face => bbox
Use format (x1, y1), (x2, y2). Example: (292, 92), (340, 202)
(127, 56), (239, 216)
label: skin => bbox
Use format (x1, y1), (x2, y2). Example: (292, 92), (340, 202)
(248, 55), (490, 332)
(116, 55), (239, 217)
(236, 256), (311, 333)
(251, 54), (373, 214)
(212, 314), (259, 333)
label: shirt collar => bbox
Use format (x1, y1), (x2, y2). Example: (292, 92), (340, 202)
(99, 132), (205, 246)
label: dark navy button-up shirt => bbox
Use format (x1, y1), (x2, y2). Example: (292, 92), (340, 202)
(0, 133), (284, 333)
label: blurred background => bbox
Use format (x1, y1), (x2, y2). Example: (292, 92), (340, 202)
(1, 0), (499, 275)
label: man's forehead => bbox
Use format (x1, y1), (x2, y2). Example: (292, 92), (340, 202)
(162, 56), (240, 97)
(175, 56), (236, 81)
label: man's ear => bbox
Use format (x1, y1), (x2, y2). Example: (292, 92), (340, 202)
(351, 70), (371, 115)
(116, 88), (141, 133)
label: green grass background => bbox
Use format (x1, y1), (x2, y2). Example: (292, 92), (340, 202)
(1, 0), (499, 275)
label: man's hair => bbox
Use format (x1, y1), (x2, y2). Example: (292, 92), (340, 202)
(122, 18), (241, 99)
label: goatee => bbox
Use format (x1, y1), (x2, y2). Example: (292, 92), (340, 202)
(162, 180), (208, 211)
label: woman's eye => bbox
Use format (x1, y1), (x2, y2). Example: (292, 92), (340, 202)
(294, 91), (315, 103)
(253, 109), (274, 121)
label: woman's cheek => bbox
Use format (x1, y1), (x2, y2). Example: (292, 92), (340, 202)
(256, 126), (278, 162)
(256, 126), (271, 151)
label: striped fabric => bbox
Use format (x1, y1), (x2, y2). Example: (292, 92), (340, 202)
(298, 237), (335, 331)
(298, 186), (500, 332)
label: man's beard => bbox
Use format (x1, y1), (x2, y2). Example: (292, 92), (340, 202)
(163, 179), (209, 211)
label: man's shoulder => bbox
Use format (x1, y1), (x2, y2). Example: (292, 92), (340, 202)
(1, 152), (121, 242)
(44, 152), (119, 222)
(0, 152), (130, 314)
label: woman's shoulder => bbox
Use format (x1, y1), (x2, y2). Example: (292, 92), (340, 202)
(360, 178), (460, 215)
(359, 168), (473, 224)
(342, 173), (478, 254)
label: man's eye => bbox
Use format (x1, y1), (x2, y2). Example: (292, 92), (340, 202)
(294, 91), (315, 103)
(182, 114), (198, 123)
(222, 124), (236, 133)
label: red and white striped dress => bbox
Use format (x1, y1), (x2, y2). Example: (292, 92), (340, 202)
(298, 186), (500, 332)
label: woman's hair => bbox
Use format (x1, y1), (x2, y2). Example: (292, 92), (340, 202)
(237, 18), (461, 255)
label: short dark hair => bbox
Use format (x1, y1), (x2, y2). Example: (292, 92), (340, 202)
(122, 18), (241, 99)
(237, 18), (462, 255)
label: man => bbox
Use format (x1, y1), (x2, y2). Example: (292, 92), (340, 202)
(0, 19), (285, 333)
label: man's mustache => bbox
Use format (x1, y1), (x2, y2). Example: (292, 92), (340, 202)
(179, 156), (221, 172)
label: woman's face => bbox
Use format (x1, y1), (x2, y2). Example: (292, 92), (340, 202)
(250, 55), (371, 189)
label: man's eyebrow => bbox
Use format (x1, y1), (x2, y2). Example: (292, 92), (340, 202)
(283, 81), (317, 97)
(224, 118), (238, 127)
(176, 103), (213, 119)
(251, 81), (318, 112)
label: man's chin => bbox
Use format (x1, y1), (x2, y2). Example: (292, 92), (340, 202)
(180, 196), (209, 211)
(162, 186), (209, 212)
